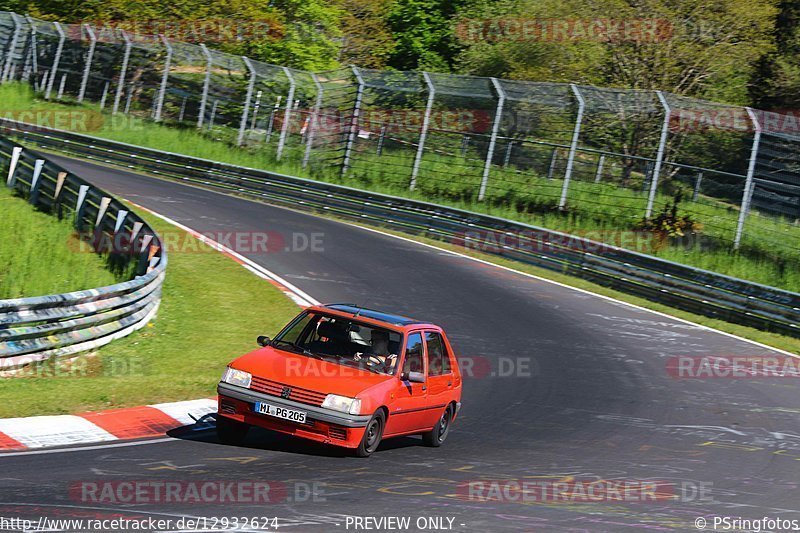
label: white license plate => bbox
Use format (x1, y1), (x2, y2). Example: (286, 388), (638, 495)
(254, 402), (307, 424)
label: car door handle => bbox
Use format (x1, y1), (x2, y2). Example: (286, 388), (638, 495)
(422, 386), (427, 391)
(447, 381), (452, 387)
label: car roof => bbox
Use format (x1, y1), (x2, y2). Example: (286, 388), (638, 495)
(318, 304), (436, 329)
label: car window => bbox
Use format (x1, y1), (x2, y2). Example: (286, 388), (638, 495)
(402, 333), (424, 375)
(425, 332), (451, 376)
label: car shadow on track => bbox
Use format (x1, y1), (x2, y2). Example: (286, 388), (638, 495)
(166, 416), (424, 458)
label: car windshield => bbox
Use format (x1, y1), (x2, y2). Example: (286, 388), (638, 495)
(271, 311), (402, 375)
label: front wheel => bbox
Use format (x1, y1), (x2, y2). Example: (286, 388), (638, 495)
(216, 416), (250, 446)
(355, 411), (386, 457)
(422, 405), (453, 447)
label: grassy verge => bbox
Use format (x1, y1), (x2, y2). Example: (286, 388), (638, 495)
(0, 186), (120, 299)
(0, 205), (299, 418)
(1, 83), (797, 292)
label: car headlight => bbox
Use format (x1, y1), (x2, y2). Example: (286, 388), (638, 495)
(221, 367), (252, 388)
(322, 394), (361, 415)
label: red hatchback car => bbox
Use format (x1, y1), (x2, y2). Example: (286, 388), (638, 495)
(216, 304), (463, 456)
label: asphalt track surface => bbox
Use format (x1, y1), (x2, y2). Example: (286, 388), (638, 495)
(2, 154), (800, 532)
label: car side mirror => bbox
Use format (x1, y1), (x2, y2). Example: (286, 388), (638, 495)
(257, 336), (271, 347)
(406, 371), (425, 383)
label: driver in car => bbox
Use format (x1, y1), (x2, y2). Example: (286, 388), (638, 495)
(354, 329), (398, 372)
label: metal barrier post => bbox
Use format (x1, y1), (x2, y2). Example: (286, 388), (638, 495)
(77, 24), (96, 103)
(2, 14), (21, 82)
(112, 31), (132, 114)
(693, 172), (703, 201)
(237, 56), (257, 146)
(29, 159), (44, 205)
(646, 91), (671, 218)
(734, 107), (762, 249)
(341, 66), (364, 176)
(547, 148), (557, 180)
(197, 43), (212, 128)
(44, 21), (65, 100)
(302, 73), (324, 169)
(479, 77), (505, 201)
(559, 84), (585, 209)
(410, 71), (436, 191)
(276, 67), (296, 160)
(22, 15), (37, 83)
(594, 154), (605, 183)
(6, 146), (22, 187)
(154, 35), (172, 122)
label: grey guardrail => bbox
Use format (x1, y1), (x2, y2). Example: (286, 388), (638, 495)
(0, 132), (166, 369)
(2, 119), (798, 338)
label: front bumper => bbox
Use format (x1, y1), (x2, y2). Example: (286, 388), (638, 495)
(217, 382), (371, 448)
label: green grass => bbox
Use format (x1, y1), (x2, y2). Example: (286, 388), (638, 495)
(0, 206), (299, 417)
(0, 186), (120, 299)
(2, 82), (798, 292)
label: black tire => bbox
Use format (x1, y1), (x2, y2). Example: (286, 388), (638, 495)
(355, 410), (386, 457)
(422, 405), (453, 447)
(216, 416), (250, 446)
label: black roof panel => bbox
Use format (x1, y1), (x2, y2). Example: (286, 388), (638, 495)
(323, 304), (427, 326)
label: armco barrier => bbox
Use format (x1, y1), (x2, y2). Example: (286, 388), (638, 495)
(0, 132), (166, 369)
(2, 119), (798, 338)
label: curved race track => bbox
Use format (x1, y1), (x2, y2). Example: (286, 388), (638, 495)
(2, 154), (799, 531)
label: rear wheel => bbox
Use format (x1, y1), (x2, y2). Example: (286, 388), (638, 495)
(356, 411), (386, 457)
(216, 416), (250, 446)
(422, 405), (453, 447)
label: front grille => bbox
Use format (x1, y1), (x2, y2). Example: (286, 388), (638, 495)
(329, 426), (347, 441)
(250, 376), (327, 407)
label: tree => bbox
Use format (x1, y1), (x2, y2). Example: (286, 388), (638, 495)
(752, 0), (800, 110)
(336, 0), (396, 69)
(386, 0), (467, 71)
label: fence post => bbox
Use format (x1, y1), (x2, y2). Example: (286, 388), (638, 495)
(594, 154), (605, 183)
(547, 148), (558, 180)
(112, 31), (132, 114)
(645, 91), (671, 218)
(734, 107), (762, 250)
(410, 71), (436, 191)
(43, 21), (65, 100)
(377, 124), (387, 156)
(154, 35), (172, 122)
(250, 90), (262, 131)
(77, 24), (96, 103)
(559, 84), (585, 209)
(341, 65), (365, 177)
(302, 73), (324, 169)
(692, 172), (703, 201)
(197, 43), (213, 128)
(237, 57), (257, 147)
(503, 141), (514, 167)
(22, 15), (38, 83)
(478, 77), (506, 201)
(2, 14), (22, 82)
(276, 66), (296, 160)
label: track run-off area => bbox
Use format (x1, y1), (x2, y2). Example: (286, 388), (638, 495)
(2, 154), (800, 532)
